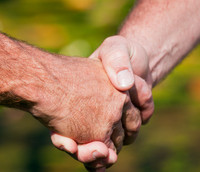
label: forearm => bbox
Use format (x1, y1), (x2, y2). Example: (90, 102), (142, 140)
(119, 0), (200, 86)
(0, 33), (61, 112)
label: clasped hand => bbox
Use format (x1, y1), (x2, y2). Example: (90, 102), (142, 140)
(35, 36), (154, 171)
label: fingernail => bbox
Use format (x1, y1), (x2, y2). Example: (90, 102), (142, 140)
(141, 82), (149, 94)
(117, 69), (134, 88)
(92, 151), (106, 160)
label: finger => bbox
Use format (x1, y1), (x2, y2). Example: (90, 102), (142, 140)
(50, 132), (77, 154)
(89, 36), (134, 91)
(51, 133), (112, 166)
(130, 41), (150, 80)
(130, 75), (154, 124)
(107, 148), (118, 164)
(51, 133), (117, 169)
(84, 148), (117, 169)
(111, 121), (125, 153)
(122, 94), (142, 145)
(76, 142), (109, 163)
(84, 122), (123, 169)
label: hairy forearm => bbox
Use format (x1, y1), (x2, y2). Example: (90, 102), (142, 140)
(119, 0), (200, 86)
(0, 33), (62, 112)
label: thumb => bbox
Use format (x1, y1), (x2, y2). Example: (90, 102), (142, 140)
(51, 132), (78, 154)
(89, 36), (134, 91)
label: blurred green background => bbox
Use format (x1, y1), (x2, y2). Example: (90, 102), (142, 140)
(0, 0), (200, 171)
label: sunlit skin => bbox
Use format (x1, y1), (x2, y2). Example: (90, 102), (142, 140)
(54, 0), (200, 170)
(1, 0), (200, 171)
(0, 33), (147, 170)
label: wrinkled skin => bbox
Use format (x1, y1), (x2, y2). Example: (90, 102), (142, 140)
(50, 36), (154, 170)
(29, 57), (141, 153)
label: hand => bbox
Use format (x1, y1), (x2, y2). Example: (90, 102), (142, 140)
(90, 35), (154, 124)
(26, 56), (141, 170)
(0, 33), (136, 171)
(51, 36), (154, 171)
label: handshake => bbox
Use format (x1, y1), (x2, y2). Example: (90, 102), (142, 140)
(50, 36), (155, 171)
(1, 0), (199, 170)
(0, 34), (154, 171)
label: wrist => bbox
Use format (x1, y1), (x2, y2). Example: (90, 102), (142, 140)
(119, 0), (200, 87)
(0, 34), (61, 113)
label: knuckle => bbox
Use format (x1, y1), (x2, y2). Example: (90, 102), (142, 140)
(142, 105), (154, 125)
(133, 117), (142, 131)
(100, 37), (129, 61)
(142, 87), (152, 103)
(103, 35), (126, 45)
(105, 51), (123, 62)
(100, 48), (126, 65)
(138, 79), (153, 106)
(125, 108), (142, 132)
(103, 36), (115, 44)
